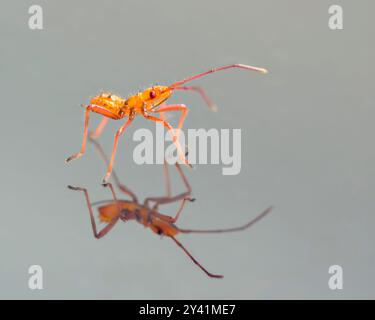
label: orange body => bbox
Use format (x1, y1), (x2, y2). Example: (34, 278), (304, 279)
(89, 86), (172, 120)
(66, 64), (268, 183)
(98, 200), (179, 237)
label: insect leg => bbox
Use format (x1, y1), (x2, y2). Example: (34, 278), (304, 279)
(153, 104), (188, 143)
(90, 137), (138, 202)
(173, 86), (218, 111)
(170, 196), (194, 222)
(161, 111), (173, 198)
(102, 118), (134, 184)
(163, 158), (172, 198)
(67, 185), (120, 239)
(65, 106), (91, 163)
(142, 112), (191, 168)
(143, 162), (193, 212)
(89, 117), (109, 140)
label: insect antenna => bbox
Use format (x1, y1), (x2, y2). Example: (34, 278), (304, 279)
(178, 206), (273, 234)
(170, 236), (223, 278)
(169, 64), (268, 89)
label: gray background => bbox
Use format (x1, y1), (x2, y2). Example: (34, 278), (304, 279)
(0, 0), (374, 299)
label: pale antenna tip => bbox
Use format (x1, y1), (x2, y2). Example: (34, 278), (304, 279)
(211, 104), (219, 112)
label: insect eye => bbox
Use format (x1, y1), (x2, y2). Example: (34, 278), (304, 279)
(149, 90), (156, 99)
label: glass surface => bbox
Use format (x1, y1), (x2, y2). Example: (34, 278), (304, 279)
(0, 0), (374, 299)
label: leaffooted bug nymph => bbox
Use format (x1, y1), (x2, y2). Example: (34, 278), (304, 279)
(66, 64), (268, 183)
(68, 138), (272, 278)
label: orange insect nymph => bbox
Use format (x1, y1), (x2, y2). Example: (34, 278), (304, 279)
(66, 64), (268, 183)
(69, 178), (272, 278)
(68, 138), (272, 278)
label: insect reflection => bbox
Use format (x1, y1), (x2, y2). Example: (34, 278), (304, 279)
(68, 138), (272, 278)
